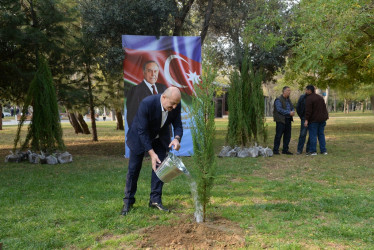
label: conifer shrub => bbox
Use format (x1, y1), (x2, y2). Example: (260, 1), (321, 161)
(227, 50), (267, 146)
(190, 60), (217, 222)
(14, 56), (65, 154)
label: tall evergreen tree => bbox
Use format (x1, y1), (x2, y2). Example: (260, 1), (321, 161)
(227, 50), (267, 147)
(191, 54), (217, 222)
(248, 66), (267, 143)
(227, 49), (254, 147)
(14, 57), (65, 154)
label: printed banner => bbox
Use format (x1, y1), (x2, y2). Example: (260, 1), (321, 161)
(122, 35), (202, 157)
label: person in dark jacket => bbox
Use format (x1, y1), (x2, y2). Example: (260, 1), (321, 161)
(304, 85), (329, 155)
(126, 61), (167, 127)
(273, 86), (295, 155)
(296, 88), (310, 154)
(121, 87), (183, 216)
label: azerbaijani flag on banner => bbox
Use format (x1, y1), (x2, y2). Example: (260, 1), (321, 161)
(122, 35), (202, 157)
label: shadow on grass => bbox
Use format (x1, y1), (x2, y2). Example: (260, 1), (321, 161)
(67, 141), (125, 157)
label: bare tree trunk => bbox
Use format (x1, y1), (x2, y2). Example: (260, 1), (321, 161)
(68, 112), (83, 134)
(203, 203), (206, 223)
(333, 94), (337, 112)
(0, 104), (3, 130)
(77, 113), (90, 134)
(87, 65), (98, 141)
(173, 0), (195, 36)
(344, 99), (349, 114)
(200, 0), (214, 45)
(116, 110), (124, 130)
(371, 96), (374, 113)
(111, 110), (116, 121)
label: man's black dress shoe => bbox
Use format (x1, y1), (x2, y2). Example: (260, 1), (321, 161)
(282, 151), (293, 155)
(273, 151), (280, 155)
(149, 202), (170, 212)
(120, 204), (133, 216)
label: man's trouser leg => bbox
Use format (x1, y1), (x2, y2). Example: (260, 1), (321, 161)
(273, 122), (285, 153)
(282, 118), (292, 153)
(308, 122), (318, 153)
(317, 121), (327, 153)
(306, 137), (310, 153)
(150, 139), (167, 204)
(123, 150), (144, 206)
(297, 119), (308, 153)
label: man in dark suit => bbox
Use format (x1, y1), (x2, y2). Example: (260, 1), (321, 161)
(126, 61), (167, 127)
(121, 87), (183, 216)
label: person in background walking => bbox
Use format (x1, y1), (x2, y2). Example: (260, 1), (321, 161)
(273, 86), (295, 155)
(296, 88), (310, 154)
(304, 85), (329, 156)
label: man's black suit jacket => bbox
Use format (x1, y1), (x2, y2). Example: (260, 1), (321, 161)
(126, 81), (167, 126)
(126, 94), (183, 153)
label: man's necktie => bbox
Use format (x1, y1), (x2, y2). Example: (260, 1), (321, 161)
(152, 85), (157, 95)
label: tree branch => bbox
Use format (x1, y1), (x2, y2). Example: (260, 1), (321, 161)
(173, 0), (195, 36)
(200, 0), (214, 45)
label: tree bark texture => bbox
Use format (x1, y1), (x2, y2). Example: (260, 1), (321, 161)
(333, 95), (337, 112)
(173, 0), (195, 36)
(77, 113), (90, 134)
(87, 65), (98, 141)
(344, 99), (347, 113)
(68, 112), (83, 134)
(116, 110), (124, 130)
(200, 0), (214, 45)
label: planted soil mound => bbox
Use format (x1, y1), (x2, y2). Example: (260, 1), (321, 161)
(138, 217), (245, 249)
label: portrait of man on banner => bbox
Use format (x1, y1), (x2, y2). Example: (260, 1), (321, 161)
(122, 35), (202, 157)
(125, 60), (167, 127)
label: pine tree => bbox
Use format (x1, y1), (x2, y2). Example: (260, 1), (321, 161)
(14, 56), (65, 154)
(191, 60), (217, 222)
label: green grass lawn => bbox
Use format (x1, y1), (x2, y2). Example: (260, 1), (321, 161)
(1, 113), (374, 249)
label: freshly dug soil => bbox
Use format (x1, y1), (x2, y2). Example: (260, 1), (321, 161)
(137, 216), (245, 249)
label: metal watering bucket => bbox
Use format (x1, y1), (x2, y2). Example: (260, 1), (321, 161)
(155, 152), (188, 183)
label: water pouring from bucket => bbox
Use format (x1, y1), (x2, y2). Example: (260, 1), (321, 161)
(155, 152), (203, 223)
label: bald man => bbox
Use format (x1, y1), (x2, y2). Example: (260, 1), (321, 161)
(121, 87), (183, 216)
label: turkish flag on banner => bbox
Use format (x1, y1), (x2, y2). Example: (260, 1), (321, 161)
(122, 35), (201, 157)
